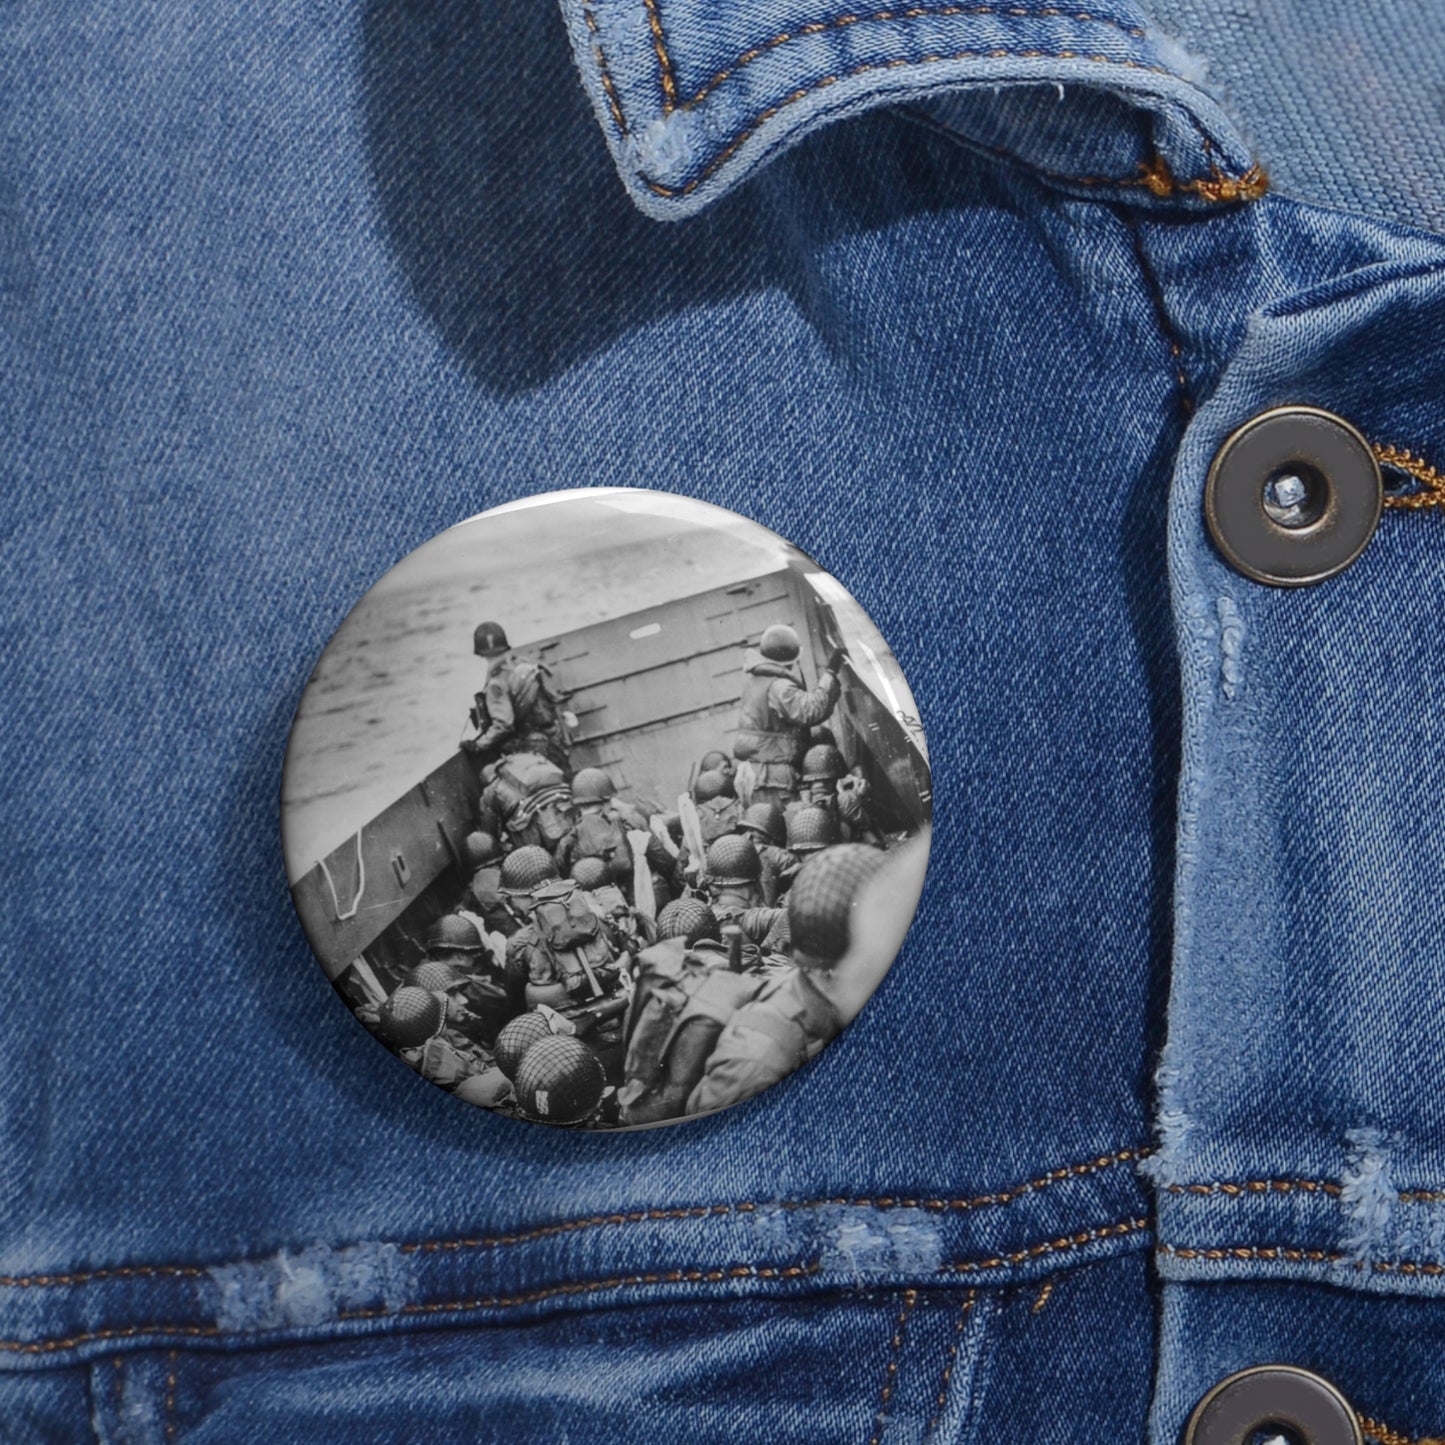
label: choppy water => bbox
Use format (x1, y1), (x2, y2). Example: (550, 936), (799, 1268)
(281, 503), (789, 880)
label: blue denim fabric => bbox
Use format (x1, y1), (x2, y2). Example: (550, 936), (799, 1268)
(3, 0), (1445, 1440)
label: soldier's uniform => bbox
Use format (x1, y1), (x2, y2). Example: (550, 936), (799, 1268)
(461, 622), (571, 772)
(685, 843), (887, 1115)
(732, 625), (842, 809)
(557, 768), (673, 908)
(503, 876), (626, 1014)
(476, 752), (576, 858)
(372, 985), (499, 1094)
(791, 744), (886, 846)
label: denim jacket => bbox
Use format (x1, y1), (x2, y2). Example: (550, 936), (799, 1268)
(4, 0), (1445, 1441)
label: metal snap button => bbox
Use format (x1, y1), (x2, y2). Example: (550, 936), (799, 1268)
(1183, 1365), (1363, 1445)
(1204, 406), (1382, 586)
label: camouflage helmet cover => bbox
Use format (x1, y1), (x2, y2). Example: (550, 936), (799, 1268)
(704, 833), (762, 886)
(569, 856), (611, 891)
(657, 897), (722, 946)
(801, 743), (848, 782)
(740, 801), (786, 845)
(404, 959), (464, 992)
(514, 1035), (607, 1124)
(787, 843), (889, 969)
(500, 845), (560, 896)
(463, 830), (500, 868)
(472, 621), (510, 657)
(494, 1011), (554, 1080)
(693, 769), (732, 804)
(759, 623), (801, 662)
(786, 804), (840, 854)
(375, 986), (446, 1049)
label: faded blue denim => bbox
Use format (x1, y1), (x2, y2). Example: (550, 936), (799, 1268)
(3, 0), (1445, 1441)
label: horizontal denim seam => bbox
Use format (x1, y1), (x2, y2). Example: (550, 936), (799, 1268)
(0, 1146), (1150, 1292)
(1164, 1177), (1445, 1202)
(1156, 1243), (1445, 1276)
(0, 1218), (1150, 1356)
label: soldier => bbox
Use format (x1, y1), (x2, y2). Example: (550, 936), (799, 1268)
(461, 621), (571, 773)
(372, 985), (496, 1094)
(740, 801), (801, 899)
(687, 844), (890, 1116)
(557, 767), (673, 908)
(617, 902), (769, 1125)
(732, 624), (844, 809)
(785, 803), (841, 860)
(702, 834), (779, 936)
(476, 751), (576, 858)
(794, 743), (885, 845)
(692, 769), (742, 843)
(698, 749), (736, 787)
(460, 831), (518, 939)
(502, 848), (626, 1014)
(413, 916), (510, 1045)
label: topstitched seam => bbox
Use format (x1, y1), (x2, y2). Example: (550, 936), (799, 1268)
(923, 1290), (977, 1440)
(1165, 1178), (1445, 1203)
(1157, 1242), (1445, 1276)
(0, 1218), (1147, 1355)
(1374, 443), (1445, 510)
(1360, 1413), (1445, 1445)
(867, 1287), (919, 1445)
(0, 1147), (1147, 1292)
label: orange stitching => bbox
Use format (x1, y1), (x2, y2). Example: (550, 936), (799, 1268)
(164, 1349), (178, 1442)
(941, 1216), (1150, 1273)
(868, 1288), (919, 1445)
(0, 1323), (223, 1356)
(642, 0), (677, 108)
(398, 1146), (1149, 1257)
(924, 1291), (977, 1439)
(1158, 1242), (1445, 1276)
(0, 1263), (207, 1289)
(1375, 444), (1445, 511)
(1164, 1177), (1445, 1203)
(1030, 1277), (1055, 1313)
(1360, 1414), (1445, 1445)
(0, 1147), (1150, 1296)
(683, 5), (1149, 110)
(583, 7), (628, 133)
(1165, 1178), (1343, 1198)
(1135, 151), (1268, 203)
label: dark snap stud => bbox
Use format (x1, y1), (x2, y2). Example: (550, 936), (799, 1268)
(1204, 406), (1382, 586)
(1183, 1365), (1363, 1445)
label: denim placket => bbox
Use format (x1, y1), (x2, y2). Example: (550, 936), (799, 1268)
(1135, 200), (1445, 1439)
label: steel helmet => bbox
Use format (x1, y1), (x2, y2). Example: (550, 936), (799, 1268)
(403, 959), (464, 992)
(514, 1035), (606, 1124)
(786, 804), (840, 855)
(657, 897), (722, 946)
(787, 844), (888, 969)
(569, 856), (611, 891)
(740, 801), (786, 846)
(375, 986), (446, 1049)
(705, 834), (761, 886)
(693, 770), (731, 804)
(424, 913), (485, 954)
(758, 624), (801, 662)
(571, 768), (616, 806)
(463, 830), (500, 868)
(801, 744), (848, 782)
(499, 845), (560, 896)
(494, 1011), (554, 1080)
(472, 621), (510, 657)
(699, 749), (733, 776)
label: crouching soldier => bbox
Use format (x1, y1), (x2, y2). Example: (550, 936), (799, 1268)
(795, 744), (886, 846)
(740, 801), (801, 899)
(617, 900), (767, 1125)
(372, 985), (506, 1102)
(503, 845), (626, 1013)
(557, 767), (673, 912)
(476, 752), (576, 859)
(409, 916), (510, 1046)
(686, 844), (890, 1115)
(461, 830), (519, 939)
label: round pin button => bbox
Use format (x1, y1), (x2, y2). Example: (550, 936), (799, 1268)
(1204, 406), (1382, 586)
(1183, 1365), (1363, 1445)
(282, 489), (931, 1129)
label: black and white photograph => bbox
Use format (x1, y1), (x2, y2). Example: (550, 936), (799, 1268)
(282, 488), (931, 1129)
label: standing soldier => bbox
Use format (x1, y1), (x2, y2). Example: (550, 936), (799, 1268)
(687, 844), (889, 1115)
(461, 621), (571, 773)
(557, 767), (673, 908)
(732, 624), (844, 809)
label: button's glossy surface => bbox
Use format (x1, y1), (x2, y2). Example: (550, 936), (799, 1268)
(1204, 406), (1382, 586)
(1184, 1365), (1364, 1445)
(281, 488), (931, 1129)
